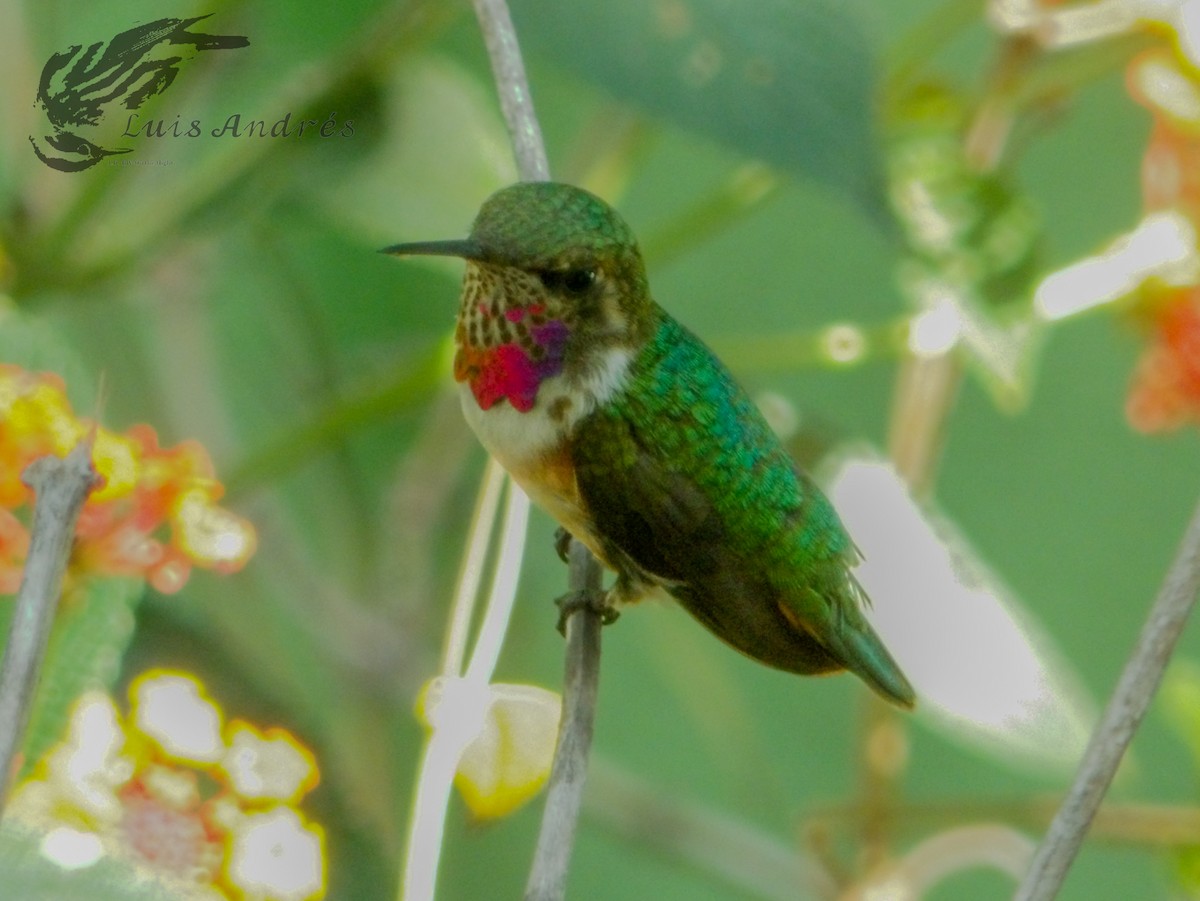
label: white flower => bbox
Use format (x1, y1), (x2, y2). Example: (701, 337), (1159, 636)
(226, 807), (325, 901)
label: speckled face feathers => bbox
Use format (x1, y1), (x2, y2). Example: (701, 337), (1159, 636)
(386, 182), (652, 413)
(453, 264), (571, 412)
(438, 182), (652, 413)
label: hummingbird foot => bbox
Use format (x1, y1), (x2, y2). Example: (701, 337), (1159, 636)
(554, 588), (619, 636)
(553, 526), (573, 564)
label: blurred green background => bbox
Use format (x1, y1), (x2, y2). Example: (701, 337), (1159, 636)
(3, 0), (1200, 898)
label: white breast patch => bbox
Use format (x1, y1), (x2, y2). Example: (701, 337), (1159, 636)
(459, 345), (633, 470)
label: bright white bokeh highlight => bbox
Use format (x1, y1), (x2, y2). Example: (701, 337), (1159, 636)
(227, 808), (325, 901)
(990, 0), (1200, 67)
(39, 826), (105, 871)
(909, 297), (964, 357)
(132, 674), (224, 764)
(827, 455), (1095, 771)
(45, 693), (131, 821)
(222, 725), (317, 803)
(1034, 211), (1198, 320)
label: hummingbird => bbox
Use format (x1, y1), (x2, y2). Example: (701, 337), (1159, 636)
(384, 181), (915, 708)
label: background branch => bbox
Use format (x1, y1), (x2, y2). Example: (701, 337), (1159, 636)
(0, 438), (99, 815)
(1013, 492), (1200, 900)
(813, 798), (1200, 848)
(586, 758), (837, 900)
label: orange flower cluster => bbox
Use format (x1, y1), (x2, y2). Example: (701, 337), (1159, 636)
(0, 364), (256, 593)
(989, 2), (1200, 431)
(1127, 286), (1200, 431)
(1126, 46), (1200, 431)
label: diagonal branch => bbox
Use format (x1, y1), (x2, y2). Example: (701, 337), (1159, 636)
(0, 437), (100, 816)
(1013, 492), (1200, 900)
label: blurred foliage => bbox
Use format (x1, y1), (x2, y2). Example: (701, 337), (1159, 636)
(0, 821), (193, 901)
(16, 577), (143, 781)
(2, 0), (1200, 899)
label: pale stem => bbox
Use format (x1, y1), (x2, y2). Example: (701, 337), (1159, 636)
(399, 727), (470, 901)
(400, 5), (550, 892)
(813, 797), (1200, 848)
(1012, 492), (1200, 900)
(0, 438), (99, 816)
(846, 824), (1034, 900)
(398, 476), (530, 901)
(441, 458), (506, 677)
(464, 477), (530, 684)
(885, 352), (964, 497)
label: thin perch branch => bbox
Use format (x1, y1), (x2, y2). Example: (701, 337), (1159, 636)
(1013, 492), (1200, 900)
(0, 438), (100, 816)
(525, 539), (604, 901)
(472, 0), (550, 183)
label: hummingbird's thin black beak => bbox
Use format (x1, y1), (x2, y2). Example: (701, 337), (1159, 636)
(379, 239), (484, 260)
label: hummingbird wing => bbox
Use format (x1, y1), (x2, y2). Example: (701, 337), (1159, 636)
(571, 313), (914, 707)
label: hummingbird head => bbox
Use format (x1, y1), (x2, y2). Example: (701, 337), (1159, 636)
(384, 182), (654, 412)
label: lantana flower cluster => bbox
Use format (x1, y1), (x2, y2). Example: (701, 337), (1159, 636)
(993, 0), (1200, 431)
(1125, 43), (1200, 430)
(9, 670), (325, 901)
(0, 364), (256, 593)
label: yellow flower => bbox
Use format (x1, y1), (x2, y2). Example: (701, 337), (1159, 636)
(221, 722), (319, 805)
(417, 675), (561, 820)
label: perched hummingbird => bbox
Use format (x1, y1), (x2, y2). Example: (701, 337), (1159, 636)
(384, 182), (915, 708)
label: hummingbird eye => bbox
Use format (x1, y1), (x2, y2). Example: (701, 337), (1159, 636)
(539, 267), (597, 297)
(563, 268), (597, 294)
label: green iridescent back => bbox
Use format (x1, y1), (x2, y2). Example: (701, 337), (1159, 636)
(608, 311), (853, 578)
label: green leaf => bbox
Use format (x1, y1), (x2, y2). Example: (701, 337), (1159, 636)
(1161, 659), (1200, 768)
(884, 84), (1045, 408)
(0, 822), (193, 901)
(314, 54), (517, 246)
(0, 304), (96, 411)
(510, 0), (885, 213)
(20, 578), (144, 778)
